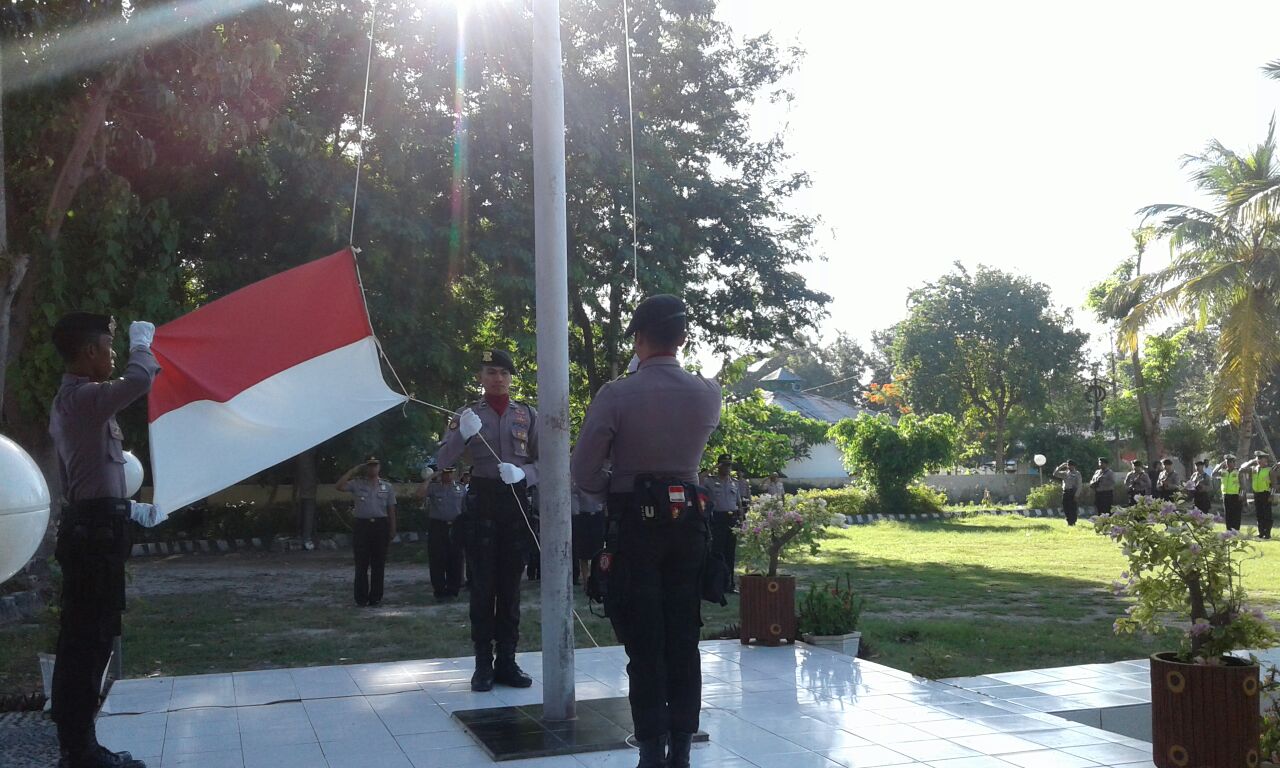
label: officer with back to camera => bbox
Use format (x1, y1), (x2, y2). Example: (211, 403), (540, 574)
(572, 294), (722, 768)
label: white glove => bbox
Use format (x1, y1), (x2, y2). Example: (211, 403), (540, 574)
(129, 321), (155, 351)
(458, 408), (482, 440)
(129, 501), (168, 528)
(498, 462), (526, 485)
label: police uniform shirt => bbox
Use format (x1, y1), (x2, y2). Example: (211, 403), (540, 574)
(1125, 470), (1152, 494)
(571, 355), (721, 495)
(572, 487), (604, 516)
(1090, 468), (1115, 492)
(704, 475), (742, 513)
(437, 399), (539, 485)
(1158, 469), (1181, 491)
(50, 348), (161, 503)
(346, 477), (395, 519)
(1054, 468), (1081, 491)
(765, 480), (785, 497)
(426, 480), (465, 522)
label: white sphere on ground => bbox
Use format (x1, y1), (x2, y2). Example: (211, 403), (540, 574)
(122, 450), (144, 498)
(0, 434), (51, 584)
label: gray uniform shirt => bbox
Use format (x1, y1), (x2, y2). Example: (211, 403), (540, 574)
(1053, 468), (1082, 492)
(765, 480), (785, 497)
(1125, 470), (1152, 495)
(704, 474), (744, 513)
(50, 348), (161, 503)
(1157, 469), (1181, 493)
(437, 399), (539, 485)
(571, 356), (721, 496)
(425, 480), (465, 522)
(345, 477), (395, 519)
(1089, 468), (1115, 492)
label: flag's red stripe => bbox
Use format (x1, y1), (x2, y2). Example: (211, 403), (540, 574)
(148, 249), (374, 420)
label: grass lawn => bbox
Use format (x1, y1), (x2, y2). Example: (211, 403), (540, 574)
(4, 514), (1280, 693)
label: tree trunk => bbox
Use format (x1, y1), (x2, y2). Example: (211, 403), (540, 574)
(992, 411), (1007, 471)
(571, 293), (602, 394)
(1131, 347), (1162, 460)
(1255, 413), (1276, 460)
(1238, 394), (1258, 460)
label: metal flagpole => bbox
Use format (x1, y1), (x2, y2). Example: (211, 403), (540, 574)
(532, 0), (575, 721)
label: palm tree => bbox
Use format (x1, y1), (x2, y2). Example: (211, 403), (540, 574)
(1108, 120), (1280, 457)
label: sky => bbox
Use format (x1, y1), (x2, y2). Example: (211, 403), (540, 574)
(711, 0), (1280, 366)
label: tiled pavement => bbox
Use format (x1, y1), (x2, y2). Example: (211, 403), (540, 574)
(96, 641), (1158, 767)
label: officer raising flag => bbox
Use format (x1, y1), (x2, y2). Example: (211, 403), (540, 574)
(436, 349), (538, 692)
(572, 294), (722, 768)
(49, 312), (164, 768)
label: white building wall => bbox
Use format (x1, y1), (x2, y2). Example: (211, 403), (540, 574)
(782, 442), (850, 482)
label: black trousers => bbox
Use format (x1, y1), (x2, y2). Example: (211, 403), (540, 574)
(710, 517), (737, 587)
(353, 517), (389, 605)
(1095, 490), (1113, 518)
(1256, 490), (1273, 538)
(608, 504), (707, 741)
(1062, 489), (1078, 525)
(1193, 490), (1212, 514)
(427, 518), (464, 597)
(1224, 494), (1243, 531)
(465, 478), (530, 653)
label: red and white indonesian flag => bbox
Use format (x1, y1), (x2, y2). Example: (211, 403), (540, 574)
(148, 248), (407, 512)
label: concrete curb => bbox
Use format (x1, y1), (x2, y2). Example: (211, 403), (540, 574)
(128, 530), (426, 558)
(845, 507), (1097, 525)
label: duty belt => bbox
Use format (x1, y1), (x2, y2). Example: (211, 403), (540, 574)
(65, 497), (130, 520)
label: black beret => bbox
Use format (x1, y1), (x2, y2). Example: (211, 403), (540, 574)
(717, 453), (733, 465)
(624, 294), (687, 338)
(52, 312), (115, 360)
(480, 349), (516, 374)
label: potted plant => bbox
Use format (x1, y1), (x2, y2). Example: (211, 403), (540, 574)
(798, 573), (864, 656)
(1094, 497), (1277, 768)
(735, 493), (829, 646)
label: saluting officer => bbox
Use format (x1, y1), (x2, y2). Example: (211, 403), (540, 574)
(1242, 451), (1275, 540)
(436, 349), (537, 691)
(572, 294), (721, 768)
(1213, 455), (1243, 530)
(50, 313), (163, 768)
(704, 454), (743, 593)
(337, 457), (397, 607)
(1052, 460), (1082, 525)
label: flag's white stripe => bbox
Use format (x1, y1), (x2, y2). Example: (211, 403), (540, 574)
(149, 337), (407, 512)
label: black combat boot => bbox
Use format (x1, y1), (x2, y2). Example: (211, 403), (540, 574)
(471, 645), (495, 692)
(635, 734), (668, 768)
(493, 648), (533, 688)
(58, 746), (145, 768)
(667, 731), (693, 768)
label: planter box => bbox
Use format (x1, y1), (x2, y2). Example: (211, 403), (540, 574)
(1150, 651), (1260, 768)
(803, 631), (861, 657)
(739, 574), (796, 647)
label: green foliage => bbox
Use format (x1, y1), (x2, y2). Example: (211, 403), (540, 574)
(892, 264), (1088, 466)
(736, 492), (830, 577)
(729, 333), (868, 406)
(798, 573), (864, 636)
(828, 413), (958, 510)
(703, 391), (830, 476)
(1093, 498), (1277, 661)
(797, 487), (871, 518)
(1026, 483), (1063, 510)
(1163, 419), (1213, 470)
(1011, 424), (1110, 474)
(799, 484), (945, 517)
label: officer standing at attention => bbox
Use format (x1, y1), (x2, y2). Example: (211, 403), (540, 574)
(1187, 460), (1212, 514)
(1125, 459), (1152, 505)
(418, 466), (466, 600)
(571, 294), (721, 768)
(1156, 459), (1181, 501)
(1052, 460), (1082, 525)
(337, 457), (397, 607)
(1242, 451), (1275, 540)
(436, 349), (537, 691)
(50, 312), (164, 768)
(1212, 454), (1243, 530)
(1089, 457), (1115, 517)
(704, 454), (743, 593)
(765, 472), (785, 497)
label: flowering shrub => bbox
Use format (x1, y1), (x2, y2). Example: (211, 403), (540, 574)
(798, 573), (864, 636)
(1093, 496), (1276, 662)
(736, 493), (829, 577)
(1260, 666), (1280, 763)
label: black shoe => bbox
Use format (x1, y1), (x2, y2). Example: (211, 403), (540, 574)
(59, 747), (145, 768)
(635, 734), (668, 768)
(471, 655), (495, 692)
(667, 731), (692, 768)
(368, 600), (381, 607)
(493, 657), (533, 688)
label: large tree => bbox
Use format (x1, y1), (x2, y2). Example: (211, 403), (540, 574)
(1107, 120), (1280, 458)
(892, 264), (1088, 468)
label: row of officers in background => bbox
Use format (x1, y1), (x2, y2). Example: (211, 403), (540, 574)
(1051, 452), (1276, 537)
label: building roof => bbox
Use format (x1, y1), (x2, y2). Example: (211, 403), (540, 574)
(762, 389), (870, 424)
(760, 367), (803, 382)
